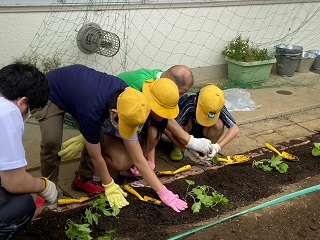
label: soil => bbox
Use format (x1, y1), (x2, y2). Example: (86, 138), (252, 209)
(16, 133), (320, 240)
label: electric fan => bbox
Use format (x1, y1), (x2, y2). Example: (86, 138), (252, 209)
(76, 23), (120, 57)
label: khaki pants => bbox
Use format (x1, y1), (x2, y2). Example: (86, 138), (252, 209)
(34, 101), (96, 183)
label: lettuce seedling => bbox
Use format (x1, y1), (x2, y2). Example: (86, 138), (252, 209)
(184, 180), (229, 213)
(253, 155), (288, 173)
(312, 143), (320, 156)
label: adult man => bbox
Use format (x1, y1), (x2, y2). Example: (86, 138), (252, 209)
(117, 65), (194, 97)
(173, 85), (239, 165)
(0, 62), (58, 239)
(35, 64), (130, 208)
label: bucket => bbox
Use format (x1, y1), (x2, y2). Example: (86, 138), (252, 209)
(276, 56), (301, 77)
(274, 44), (303, 54)
(306, 50), (320, 70)
(274, 44), (302, 76)
(296, 51), (316, 73)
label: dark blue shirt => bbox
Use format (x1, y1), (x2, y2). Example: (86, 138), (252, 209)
(46, 64), (128, 144)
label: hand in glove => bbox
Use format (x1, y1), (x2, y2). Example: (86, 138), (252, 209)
(207, 143), (221, 158)
(103, 179), (129, 208)
(37, 177), (58, 204)
(58, 134), (85, 160)
(157, 186), (188, 212)
(185, 135), (213, 155)
(183, 149), (212, 166)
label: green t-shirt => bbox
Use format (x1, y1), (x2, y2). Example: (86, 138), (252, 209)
(117, 68), (163, 91)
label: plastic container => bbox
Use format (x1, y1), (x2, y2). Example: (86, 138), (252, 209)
(225, 57), (276, 83)
(306, 50), (320, 70)
(296, 51), (316, 73)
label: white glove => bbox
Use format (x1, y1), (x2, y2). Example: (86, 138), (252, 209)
(185, 135), (213, 155)
(208, 143), (221, 158)
(183, 149), (212, 166)
(37, 177), (58, 204)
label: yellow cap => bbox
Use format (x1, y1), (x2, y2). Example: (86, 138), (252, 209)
(142, 78), (179, 119)
(196, 85), (225, 127)
(117, 87), (151, 139)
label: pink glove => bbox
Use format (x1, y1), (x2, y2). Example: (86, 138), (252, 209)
(157, 186), (188, 212)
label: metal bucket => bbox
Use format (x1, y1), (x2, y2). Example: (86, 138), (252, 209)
(276, 56), (301, 77)
(274, 44), (303, 55)
(296, 51), (317, 73)
(306, 50), (320, 70)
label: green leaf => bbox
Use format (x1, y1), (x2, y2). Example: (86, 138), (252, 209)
(260, 164), (273, 171)
(269, 155), (283, 167)
(212, 156), (219, 164)
(186, 179), (195, 186)
(312, 147), (320, 156)
(276, 162), (289, 173)
(314, 142), (320, 149)
(84, 209), (100, 225)
(65, 221), (92, 240)
(191, 202), (202, 213)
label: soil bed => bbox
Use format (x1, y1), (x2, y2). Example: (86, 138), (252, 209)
(16, 133), (320, 240)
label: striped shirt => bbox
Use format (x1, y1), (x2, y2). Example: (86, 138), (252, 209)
(176, 94), (236, 129)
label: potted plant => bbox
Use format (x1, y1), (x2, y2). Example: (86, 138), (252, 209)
(222, 35), (276, 84)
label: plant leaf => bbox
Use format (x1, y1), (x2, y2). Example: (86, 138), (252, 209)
(186, 179), (195, 185)
(269, 155), (283, 167)
(191, 202), (202, 213)
(276, 162), (289, 173)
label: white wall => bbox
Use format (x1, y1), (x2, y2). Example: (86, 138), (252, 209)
(0, 2), (320, 80)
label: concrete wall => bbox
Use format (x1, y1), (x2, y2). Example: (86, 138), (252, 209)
(0, 2), (320, 81)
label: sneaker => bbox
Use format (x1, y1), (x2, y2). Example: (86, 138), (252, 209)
(71, 171), (104, 193)
(170, 147), (183, 161)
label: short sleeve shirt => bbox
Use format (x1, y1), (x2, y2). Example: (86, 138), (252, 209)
(46, 64), (128, 144)
(176, 94), (237, 128)
(117, 68), (163, 91)
(0, 97), (27, 171)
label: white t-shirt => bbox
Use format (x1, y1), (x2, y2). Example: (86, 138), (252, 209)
(0, 97), (27, 171)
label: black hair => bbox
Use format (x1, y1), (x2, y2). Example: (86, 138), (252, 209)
(108, 88), (125, 122)
(0, 61), (50, 110)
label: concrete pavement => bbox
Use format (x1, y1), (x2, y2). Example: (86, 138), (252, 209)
(23, 69), (320, 200)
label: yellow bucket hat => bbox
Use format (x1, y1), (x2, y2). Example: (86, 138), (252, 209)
(196, 85), (225, 127)
(117, 87), (151, 139)
(142, 78), (179, 119)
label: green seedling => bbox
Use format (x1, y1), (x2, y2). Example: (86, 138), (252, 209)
(84, 208), (100, 225)
(65, 221), (92, 240)
(253, 155), (289, 173)
(184, 180), (229, 214)
(65, 195), (119, 240)
(312, 143), (320, 156)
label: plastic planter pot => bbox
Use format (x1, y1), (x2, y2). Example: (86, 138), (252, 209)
(225, 57), (276, 84)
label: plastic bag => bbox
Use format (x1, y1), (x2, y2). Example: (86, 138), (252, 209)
(223, 88), (261, 112)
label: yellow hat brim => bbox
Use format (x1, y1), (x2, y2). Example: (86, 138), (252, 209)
(142, 81), (179, 119)
(118, 119), (138, 139)
(196, 104), (220, 127)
